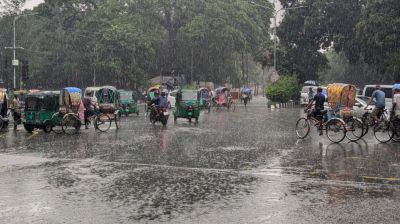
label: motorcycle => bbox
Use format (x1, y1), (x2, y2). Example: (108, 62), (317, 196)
(149, 105), (169, 127)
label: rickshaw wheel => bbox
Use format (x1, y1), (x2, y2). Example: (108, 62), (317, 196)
(0, 119), (4, 130)
(345, 118), (364, 142)
(95, 114), (111, 132)
(62, 114), (81, 135)
(23, 124), (34, 133)
(326, 118), (346, 143)
(295, 118), (310, 139)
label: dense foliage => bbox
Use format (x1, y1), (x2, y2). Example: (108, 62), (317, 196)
(265, 75), (299, 103)
(0, 0), (273, 90)
(278, 0), (400, 85)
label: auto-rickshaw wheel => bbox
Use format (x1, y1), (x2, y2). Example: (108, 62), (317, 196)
(23, 124), (34, 133)
(188, 118), (192, 123)
(174, 115), (177, 122)
(136, 111), (139, 116)
(43, 121), (53, 133)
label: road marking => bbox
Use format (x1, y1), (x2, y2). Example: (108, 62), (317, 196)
(360, 176), (400, 182)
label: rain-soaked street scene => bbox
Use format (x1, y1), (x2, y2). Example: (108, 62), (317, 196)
(2, 0), (400, 224)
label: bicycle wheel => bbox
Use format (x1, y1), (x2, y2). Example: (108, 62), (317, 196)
(345, 118), (364, 142)
(295, 118), (310, 139)
(62, 114), (81, 135)
(374, 121), (394, 143)
(51, 112), (64, 134)
(326, 118), (346, 143)
(95, 114), (111, 132)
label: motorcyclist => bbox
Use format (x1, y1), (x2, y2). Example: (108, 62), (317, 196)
(158, 91), (169, 109)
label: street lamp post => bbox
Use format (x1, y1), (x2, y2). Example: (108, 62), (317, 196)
(250, 1), (307, 71)
(4, 13), (37, 90)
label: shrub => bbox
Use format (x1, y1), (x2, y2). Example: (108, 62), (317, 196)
(265, 75), (299, 103)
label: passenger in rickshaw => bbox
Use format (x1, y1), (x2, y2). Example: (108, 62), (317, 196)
(305, 87), (326, 135)
(201, 89), (209, 100)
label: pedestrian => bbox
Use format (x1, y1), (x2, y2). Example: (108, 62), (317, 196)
(366, 85), (386, 122)
(308, 87), (314, 103)
(10, 95), (21, 130)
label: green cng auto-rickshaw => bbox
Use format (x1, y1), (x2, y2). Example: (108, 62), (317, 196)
(118, 90), (139, 116)
(174, 89), (200, 123)
(23, 91), (60, 133)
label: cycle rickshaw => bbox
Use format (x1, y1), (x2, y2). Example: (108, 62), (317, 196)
(51, 87), (84, 134)
(214, 87), (233, 111)
(198, 88), (211, 113)
(296, 84), (361, 143)
(95, 86), (122, 131)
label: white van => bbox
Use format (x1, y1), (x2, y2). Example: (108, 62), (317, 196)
(362, 85), (393, 109)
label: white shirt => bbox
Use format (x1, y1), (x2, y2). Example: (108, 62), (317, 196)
(393, 93), (400, 116)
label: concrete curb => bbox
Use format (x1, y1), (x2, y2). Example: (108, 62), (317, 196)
(267, 101), (296, 109)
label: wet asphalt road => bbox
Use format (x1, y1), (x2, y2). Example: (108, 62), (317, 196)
(1, 97), (400, 224)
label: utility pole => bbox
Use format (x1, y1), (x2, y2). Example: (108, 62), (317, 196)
(5, 13), (37, 90)
(250, 1), (307, 71)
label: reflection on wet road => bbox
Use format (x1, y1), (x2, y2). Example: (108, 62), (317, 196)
(1, 97), (400, 223)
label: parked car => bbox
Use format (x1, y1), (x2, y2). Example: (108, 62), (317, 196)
(168, 90), (178, 108)
(353, 96), (375, 118)
(362, 84), (393, 110)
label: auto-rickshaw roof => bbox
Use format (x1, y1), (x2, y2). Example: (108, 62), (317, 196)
(85, 86), (102, 92)
(99, 86), (117, 92)
(327, 83), (357, 108)
(27, 91), (60, 98)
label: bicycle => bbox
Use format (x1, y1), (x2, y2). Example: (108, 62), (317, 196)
(296, 109), (347, 143)
(362, 108), (394, 143)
